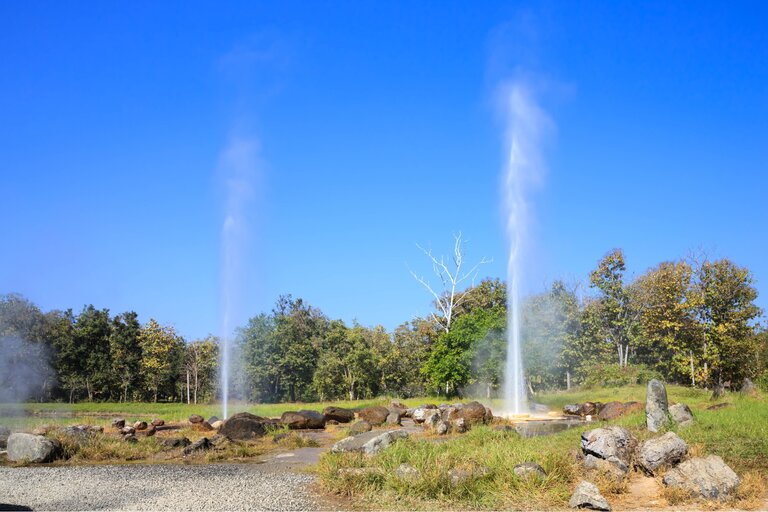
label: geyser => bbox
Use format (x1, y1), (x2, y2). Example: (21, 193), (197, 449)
(218, 135), (259, 419)
(501, 83), (550, 415)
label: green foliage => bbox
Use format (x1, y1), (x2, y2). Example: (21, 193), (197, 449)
(138, 319), (184, 402)
(580, 363), (661, 389)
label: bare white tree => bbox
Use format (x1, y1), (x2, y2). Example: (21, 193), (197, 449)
(409, 232), (492, 333)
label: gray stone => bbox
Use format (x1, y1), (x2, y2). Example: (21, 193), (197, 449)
(395, 463), (420, 482)
(385, 411), (401, 426)
(581, 426), (637, 464)
(452, 417), (467, 434)
(513, 462), (546, 480)
(183, 437), (212, 455)
(447, 466), (490, 486)
(583, 455), (628, 482)
(348, 420), (372, 435)
(646, 379), (670, 432)
(569, 480), (611, 511)
(423, 409), (441, 430)
(122, 434), (137, 443)
(331, 429), (408, 456)
(436, 421), (450, 435)
(411, 405), (438, 423)
(662, 455), (740, 500)
(7, 433), (61, 463)
(159, 437), (191, 449)
(120, 426), (136, 436)
(111, 417), (125, 428)
(669, 404), (694, 427)
(635, 432), (688, 475)
(0, 426), (9, 449)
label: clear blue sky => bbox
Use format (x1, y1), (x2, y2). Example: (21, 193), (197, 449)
(2, 1), (766, 340)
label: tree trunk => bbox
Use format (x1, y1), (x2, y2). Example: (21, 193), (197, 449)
(193, 368), (198, 405)
(689, 350), (696, 387)
(445, 381), (449, 397)
(186, 370), (190, 404)
(566, 370), (571, 391)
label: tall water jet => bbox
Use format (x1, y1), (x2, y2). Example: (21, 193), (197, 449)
(501, 83), (550, 415)
(218, 135), (259, 419)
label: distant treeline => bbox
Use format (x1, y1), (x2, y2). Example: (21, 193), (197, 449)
(1, 248), (765, 404)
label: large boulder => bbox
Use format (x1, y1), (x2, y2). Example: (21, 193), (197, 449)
(220, 412), (270, 440)
(569, 481), (611, 511)
(411, 404), (438, 423)
(281, 410), (326, 429)
(662, 455), (740, 500)
(646, 379), (670, 432)
(456, 401), (489, 424)
(635, 432), (688, 475)
(581, 426), (637, 465)
(669, 404), (694, 427)
(597, 401), (643, 421)
(583, 454), (629, 482)
(323, 406), (355, 423)
(357, 406), (390, 426)
(386, 411), (402, 426)
(7, 433), (61, 463)
(331, 429), (408, 456)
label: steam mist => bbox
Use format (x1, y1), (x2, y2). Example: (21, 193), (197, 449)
(501, 82), (551, 415)
(219, 135), (260, 419)
(0, 336), (55, 405)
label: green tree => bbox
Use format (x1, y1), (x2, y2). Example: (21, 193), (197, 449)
(138, 319), (184, 402)
(182, 336), (219, 404)
(110, 311), (142, 402)
(73, 305), (114, 401)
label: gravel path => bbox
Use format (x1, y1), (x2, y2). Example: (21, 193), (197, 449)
(0, 463), (323, 511)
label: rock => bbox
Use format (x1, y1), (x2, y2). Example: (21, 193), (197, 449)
(395, 463), (420, 482)
(151, 418), (164, 427)
(423, 409), (441, 430)
(133, 421), (148, 431)
(357, 406), (390, 426)
(183, 437), (212, 455)
(452, 417), (468, 434)
(385, 411), (401, 426)
(583, 454), (628, 482)
(447, 466), (490, 486)
(0, 426), (10, 449)
(484, 406), (494, 422)
(120, 426), (136, 436)
(662, 455), (740, 500)
(711, 383), (726, 400)
(220, 412), (270, 440)
(669, 403), (694, 427)
(564, 404), (582, 416)
(581, 426), (637, 465)
(189, 414), (204, 424)
(404, 408), (415, 418)
(513, 462), (547, 480)
(457, 401), (489, 424)
(7, 433), (61, 463)
(635, 432), (688, 475)
(646, 379), (670, 432)
(436, 421), (450, 435)
(331, 429), (409, 456)
(349, 421), (372, 435)
(143, 424), (156, 437)
(740, 378), (758, 396)
(706, 403), (731, 411)
(322, 406), (355, 423)
(211, 420), (224, 430)
(281, 410), (326, 429)
(196, 421), (214, 431)
(111, 418), (126, 428)
(123, 434), (137, 443)
(159, 437), (190, 449)
(208, 416), (219, 424)
(569, 480), (611, 511)
(59, 425), (94, 440)
(597, 401), (642, 421)
(411, 405), (438, 423)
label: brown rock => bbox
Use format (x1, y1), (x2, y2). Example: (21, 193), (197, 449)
(281, 410), (326, 429)
(220, 412), (270, 440)
(358, 406), (390, 426)
(457, 401), (489, 424)
(133, 421), (148, 431)
(322, 406), (355, 423)
(189, 414), (204, 424)
(151, 419), (165, 427)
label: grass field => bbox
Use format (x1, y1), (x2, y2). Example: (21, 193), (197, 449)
(317, 385), (768, 510)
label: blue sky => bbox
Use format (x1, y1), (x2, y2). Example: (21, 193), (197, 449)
(1, 1), (766, 339)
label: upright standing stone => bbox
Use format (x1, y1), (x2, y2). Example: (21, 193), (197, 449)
(646, 379), (670, 432)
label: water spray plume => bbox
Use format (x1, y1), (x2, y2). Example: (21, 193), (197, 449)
(219, 135), (260, 419)
(501, 83), (550, 415)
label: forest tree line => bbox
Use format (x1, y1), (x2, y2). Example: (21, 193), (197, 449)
(1, 248), (765, 404)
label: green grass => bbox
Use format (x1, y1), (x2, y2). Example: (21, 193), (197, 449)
(316, 385), (768, 510)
